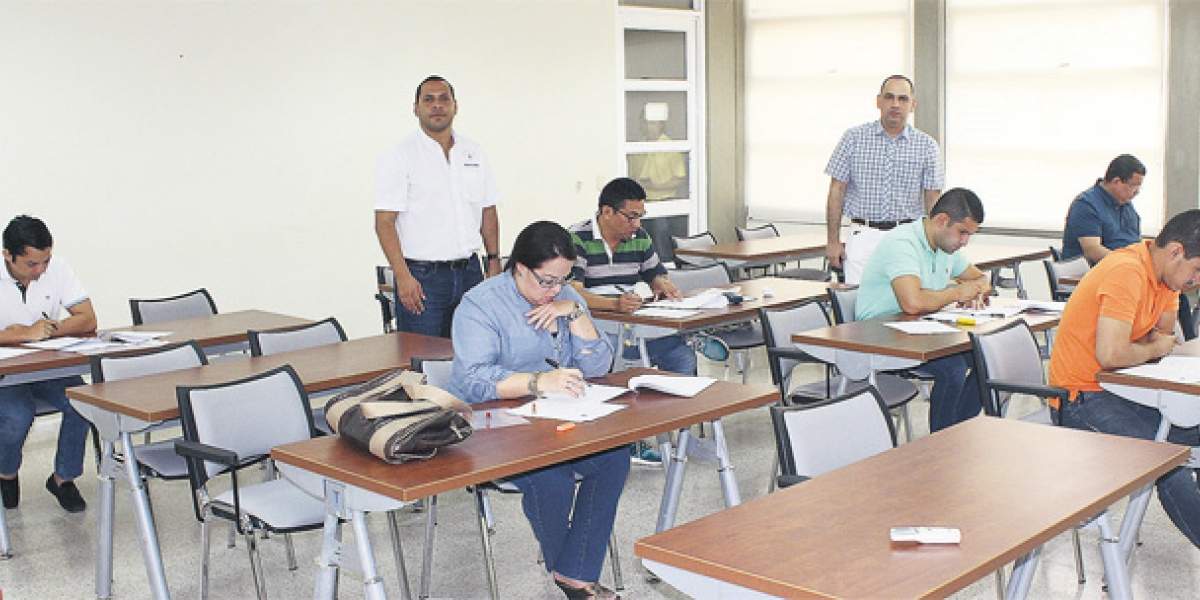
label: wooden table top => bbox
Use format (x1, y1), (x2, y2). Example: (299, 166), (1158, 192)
(635, 417), (1188, 599)
(966, 245), (1052, 271)
(791, 312), (1061, 362)
(1096, 337), (1200, 395)
(672, 234), (827, 261)
(271, 369), (776, 502)
(0, 310), (313, 377)
(592, 277), (832, 331)
(66, 332), (453, 422)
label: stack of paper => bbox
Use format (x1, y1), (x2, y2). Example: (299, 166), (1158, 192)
(507, 384), (630, 422)
(1117, 356), (1200, 384)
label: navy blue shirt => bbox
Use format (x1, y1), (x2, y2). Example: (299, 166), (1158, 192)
(1061, 180), (1141, 263)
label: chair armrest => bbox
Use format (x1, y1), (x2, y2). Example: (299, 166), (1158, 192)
(777, 474), (811, 489)
(174, 439), (239, 467)
(988, 379), (1069, 402)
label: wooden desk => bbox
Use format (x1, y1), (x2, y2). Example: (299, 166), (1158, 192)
(635, 417), (1187, 600)
(966, 245), (1052, 299)
(271, 369), (777, 599)
(66, 331), (452, 600)
(0, 310), (312, 386)
(671, 233), (827, 271)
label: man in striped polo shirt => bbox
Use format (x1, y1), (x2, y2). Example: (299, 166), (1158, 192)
(570, 178), (695, 464)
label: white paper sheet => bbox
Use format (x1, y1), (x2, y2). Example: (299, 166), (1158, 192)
(507, 399), (627, 422)
(1118, 356), (1200, 384)
(884, 321), (963, 335)
(0, 347), (40, 360)
(632, 307), (701, 319)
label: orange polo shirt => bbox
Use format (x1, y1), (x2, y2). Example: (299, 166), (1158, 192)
(1047, 241), (1178, 407)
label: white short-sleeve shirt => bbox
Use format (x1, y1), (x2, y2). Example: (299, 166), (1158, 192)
(0, 256), (88, 329)
(374, 130), (501, 261)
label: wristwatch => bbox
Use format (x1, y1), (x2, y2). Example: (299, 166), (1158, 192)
(566, 302), (586, 322)
(528, 371), (542, 397)
(486, 253), (501, 262)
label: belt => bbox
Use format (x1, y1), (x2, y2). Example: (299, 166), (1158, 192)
(405, 256), (475, 269)
(851, 218), (914, 231)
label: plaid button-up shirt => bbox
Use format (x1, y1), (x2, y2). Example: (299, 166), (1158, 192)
(825, 120), (943, 222)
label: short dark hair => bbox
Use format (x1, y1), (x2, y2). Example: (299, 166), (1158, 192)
(879, 74), (915, 95)
(506, 221), (577, 273)
(598, 177), (646, 211)
(1155, 209), (1200, 259)
(1104, 154), (1146, 183)
(930, 188), (985, 225)
(3, 215), (53, 258)
(414, 75), (455, 104)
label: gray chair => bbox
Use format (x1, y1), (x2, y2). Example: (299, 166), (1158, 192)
(670, 263), (763, 383)
(1043, 256), (1089, 302)
(411, 357), (625, 598)
(90, 341), (209, 482)
(969, 319), (1084, 587)
(129, 288), (217, 325)
(671, 231), (720, 269)
(376, 266), (396, 333)
(735, 223), (831, 281)
(248, 317), (348, 435)
(770, 386), (896, 489)
(175, 365), (411, 600)
(825, 286), (921, 441)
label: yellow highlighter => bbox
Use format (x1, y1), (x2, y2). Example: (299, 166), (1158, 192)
(956, 317), (976, 326)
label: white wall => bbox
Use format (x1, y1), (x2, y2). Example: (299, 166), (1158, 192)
(0, 0), (619, 338)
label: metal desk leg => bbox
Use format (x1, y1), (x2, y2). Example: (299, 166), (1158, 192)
(1097, 511), (1133, 600)
(313, 480), (343, 600)
(352, 509), (387, 600)
(655, 432), (673, 477)
(710, 419), (741, 508)
(1119, 417), (1172, 562)
(475, 490), (500, 599)
(420, 495), (438, 599)
(96, 435), (119, 598)
(120, 431), (170, 599)
(656, 429), (693, 532)
(0, 505), (10, 560)
(1005, 545), (1042, 599)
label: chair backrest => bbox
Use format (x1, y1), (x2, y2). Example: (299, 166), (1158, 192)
(759, 300), (831, 391)
(375, 266), (396, 333)
(1179, 293), (1197, 341)
(770, 387), (896, 479)
(1048, 246), (1063, 262)
(376, 265), (394, 287)
(735, 223), (779, 242)
(968, 319), (1047, 417)
(412, 357), (454, 389)
(90, 340), (208, 383)
(129, 288), (218, 325)
(671, 231), (719, 268)
(669, 262), (731, 292)
(827, 286), (858, 324)
(248, 317), (347, 357)
(177, 365), (314, 482)
(1042, 257), (1088, 302)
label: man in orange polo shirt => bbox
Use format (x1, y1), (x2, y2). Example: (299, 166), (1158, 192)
(1049, 209), (1200, 548)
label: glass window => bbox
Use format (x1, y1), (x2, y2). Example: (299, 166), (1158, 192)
(625, 91), (688, 143)
(627, 151), (691, 202)
(619, 0), (696, 9)
(625, 29), (688, 80)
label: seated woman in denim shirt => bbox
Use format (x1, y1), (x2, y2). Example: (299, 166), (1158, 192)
(446, 220), (624, 600)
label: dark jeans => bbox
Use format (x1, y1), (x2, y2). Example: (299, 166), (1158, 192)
(395, 256), (484, 338)
(608, 333), (697, 376)
(0, 376), (89, 480)
(1055, 390), (1200, 549)
(921, 352), (982, 432)
(509, 447), (630, 581)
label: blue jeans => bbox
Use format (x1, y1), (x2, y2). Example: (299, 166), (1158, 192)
(1055, 390), (1200, 549)
(509, 447), (630, 581)
(0, 376), (89, 480)
(609, 333), (697, 376)
(920, 352), (982, 432)
(395, 257), (484, 338)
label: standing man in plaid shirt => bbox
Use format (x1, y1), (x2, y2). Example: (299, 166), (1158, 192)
(824, 75), (944, 284)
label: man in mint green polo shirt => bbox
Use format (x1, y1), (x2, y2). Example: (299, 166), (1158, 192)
(856, 188), (992, 431)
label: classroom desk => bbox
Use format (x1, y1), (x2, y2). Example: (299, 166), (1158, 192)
(1096, 337), (1200, 568)
(0, 310), (312, 387)
(966, 245), (1053, 299)
(671, 233), (827, 272)
(791, 312), (1060, 384)
(635, 417), (1188, 600)
(270, 368), (777, 600)
(66, 332), (452, 600)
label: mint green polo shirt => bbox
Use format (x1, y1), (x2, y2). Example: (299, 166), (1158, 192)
(855, 219), (969, 320)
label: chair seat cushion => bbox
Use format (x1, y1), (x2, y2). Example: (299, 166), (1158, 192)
(712, 323), (764, 350)
(777, 267), (831, 282)
(134, 438), (189, 479)
(213, 478), (326, 531)
(790, 374), (917, 408)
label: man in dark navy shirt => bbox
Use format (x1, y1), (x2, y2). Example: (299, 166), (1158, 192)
(1061, 154), (1144, 265)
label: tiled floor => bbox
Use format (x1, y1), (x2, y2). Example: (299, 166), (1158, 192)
(2, 349), (1200, 599)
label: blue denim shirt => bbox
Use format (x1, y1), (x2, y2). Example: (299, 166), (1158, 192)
(446, 272), (614, 404)
(1061, 180), (1141, 263)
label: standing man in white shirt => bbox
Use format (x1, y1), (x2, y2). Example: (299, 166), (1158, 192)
(0, 215), (96, 513)
(825, 75), (944, 284)
(375, 75), (502, 337)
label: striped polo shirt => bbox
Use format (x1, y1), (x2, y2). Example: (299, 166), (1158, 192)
(568, 218), (667, 287)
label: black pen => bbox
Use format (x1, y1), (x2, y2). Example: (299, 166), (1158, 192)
(545, 358), (560, 369)
(41, 312), (58, 331)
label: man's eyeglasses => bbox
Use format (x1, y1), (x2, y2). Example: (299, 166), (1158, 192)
(530, 269), (574, 289)
(616, 208), (646, 222)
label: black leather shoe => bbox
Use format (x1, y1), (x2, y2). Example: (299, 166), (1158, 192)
(45, 475), (86, 513)
(1, 477), (17, 509)
(554, 579), (618, 600)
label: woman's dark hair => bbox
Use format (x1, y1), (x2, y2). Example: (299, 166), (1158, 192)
(505, 221), (577, 273)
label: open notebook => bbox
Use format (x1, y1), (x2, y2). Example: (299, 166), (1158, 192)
(507, 375), (718, 422)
